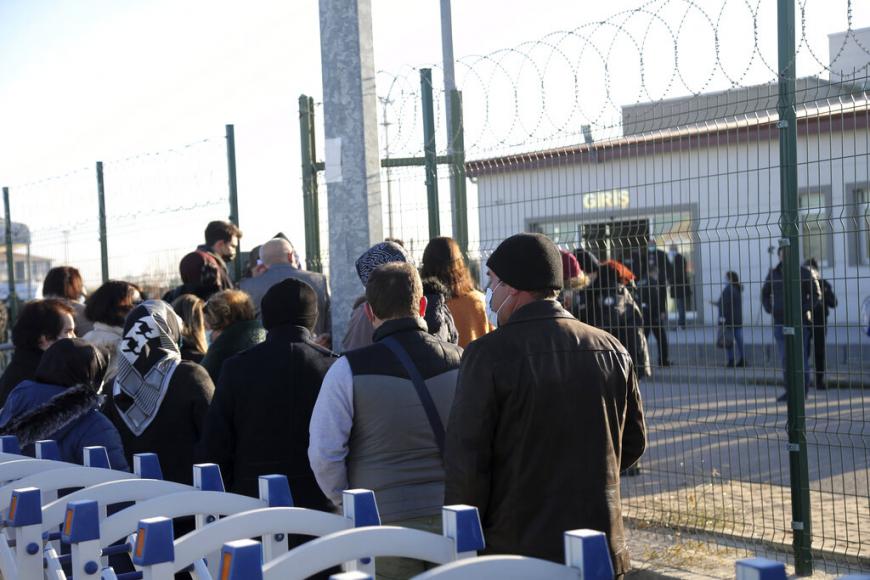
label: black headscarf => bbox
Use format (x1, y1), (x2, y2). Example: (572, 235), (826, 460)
(35, 338), (108, 391)
(112, 300), (182, 436)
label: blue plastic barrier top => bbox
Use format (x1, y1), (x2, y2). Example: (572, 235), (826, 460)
(735, 558), (787, 580)
(133, 453), (163, 480)
(132, 517), (175, 566)
(34, 440), (60, 461)
(193, 463), (224, 492)
(219, 539), (263, 580)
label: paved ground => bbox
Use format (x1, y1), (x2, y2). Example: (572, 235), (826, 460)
(620, 330), (870, 574)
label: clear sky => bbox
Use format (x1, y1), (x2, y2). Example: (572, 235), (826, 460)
(0, 0), (867, 287)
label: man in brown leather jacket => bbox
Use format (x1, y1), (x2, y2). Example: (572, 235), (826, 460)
(444, 233), (646, 578)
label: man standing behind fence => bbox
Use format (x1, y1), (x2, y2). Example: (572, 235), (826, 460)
(444, 233), (646, 578)
(309, 262), (462, 578)
(240, 237), (331, 338)
(175, 220), (241, 299)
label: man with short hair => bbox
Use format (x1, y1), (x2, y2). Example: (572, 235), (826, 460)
(309, 262), (462, 576)
(240, 238), (332, 337)
(444, 233), (646, 578)
(198, 278), (335, 508)
(177, 220), (242, 299)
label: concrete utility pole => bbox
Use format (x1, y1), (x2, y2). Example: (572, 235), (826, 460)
(440, 0), (458, 232)
(319, 0), (383, 350)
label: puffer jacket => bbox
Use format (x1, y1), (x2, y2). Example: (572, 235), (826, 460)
(0, 381), (128, 470)
(421, 277), (459, 345)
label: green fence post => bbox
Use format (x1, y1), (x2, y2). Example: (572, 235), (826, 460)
(96, 161), (109, 283)
(299, 95), (322, 273)
(3, 187), (17, 324)
(421, 68), (440, 239)
(449, 89), (468, 255)
(225, 124), (242, 282)
(777, 0), (813, 574)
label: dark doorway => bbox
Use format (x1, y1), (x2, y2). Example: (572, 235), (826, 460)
(581, 219), (650, 265)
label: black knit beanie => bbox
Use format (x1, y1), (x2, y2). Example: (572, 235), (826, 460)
(261, 278), (319, 332)
(486, 233), (563, 291)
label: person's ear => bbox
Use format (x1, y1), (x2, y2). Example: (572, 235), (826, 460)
(419, 295), (428, 318)
(364, 302), (375, 323)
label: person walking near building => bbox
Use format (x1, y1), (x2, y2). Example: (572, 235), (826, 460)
(670, 244), (692, 328)
(421, 237), (491, 348)
(199, 278), (336, 507)
(240, 237), (332, 339)
(761, 247), (822, 401)
(805, 257), (837, 389)
(638, 264), (671, 367)
(714, 271), (745, 367)
(444, 233), (646, 578)
(309, 262), (462, 578)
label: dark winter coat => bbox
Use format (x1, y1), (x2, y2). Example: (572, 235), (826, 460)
(421, 277), (459, 345)
(0, 381), (128, 470)
(198, 324), (336, 507)
(583, 269), (651, 378)
(201, 319), (266, 384)
(0, 347), (42, 408)
(638, 276), (667, 325)
(444, 300), (646, 574)
(106, 362), (213, 484)
(717, 283), (743, 328)
(761, 262), (822, 325)
(670, 252), (692, 300)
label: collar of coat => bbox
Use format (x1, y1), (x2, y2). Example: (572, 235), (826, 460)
(504, 299), (574, 327)
(0, 384), (100, 448)
(372, 317), (428, 343)
(266, 324), (339, 358)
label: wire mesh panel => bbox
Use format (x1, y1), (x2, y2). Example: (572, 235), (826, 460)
(9, 167), (101, 299)
(101, 137), (230, 298)
(353, 0), (869, 574)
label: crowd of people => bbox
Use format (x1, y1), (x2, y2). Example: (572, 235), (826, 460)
(0, 217), (837, 578)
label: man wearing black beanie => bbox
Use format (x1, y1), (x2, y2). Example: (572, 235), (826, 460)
(198, 278), (338, 512)
(444, 232), (647, 578)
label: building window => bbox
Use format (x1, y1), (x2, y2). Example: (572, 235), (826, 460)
(857, 189), (870, 266)
(799, 191), (831, 267)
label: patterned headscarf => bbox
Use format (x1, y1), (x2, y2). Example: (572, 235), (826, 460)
(112, 300), (182, 436)
(355, 241), (412, 286)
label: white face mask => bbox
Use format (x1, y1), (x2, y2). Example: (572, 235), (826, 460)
(485, 281), (511, 329)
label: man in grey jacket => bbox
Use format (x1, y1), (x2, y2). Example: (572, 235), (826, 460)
(240, 238), (331, 338)
(309, 262), (462, 578)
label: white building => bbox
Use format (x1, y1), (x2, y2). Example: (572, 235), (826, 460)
(469, 80), (870, 327)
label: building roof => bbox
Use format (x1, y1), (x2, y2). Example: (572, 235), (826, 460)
(467, 78), (870, 178)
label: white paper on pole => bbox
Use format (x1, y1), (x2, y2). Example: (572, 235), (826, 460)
(325, 138), (343, 183)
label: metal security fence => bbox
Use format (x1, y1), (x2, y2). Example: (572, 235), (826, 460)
(2, 126), (239, 308)
(304, 0), (870, 574)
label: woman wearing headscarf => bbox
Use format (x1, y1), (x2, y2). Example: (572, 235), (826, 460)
(0, 338), (128, 469)
(105, 300), (214, 484)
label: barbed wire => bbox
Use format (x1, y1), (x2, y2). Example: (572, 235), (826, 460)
(374, 0), (869, 160)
